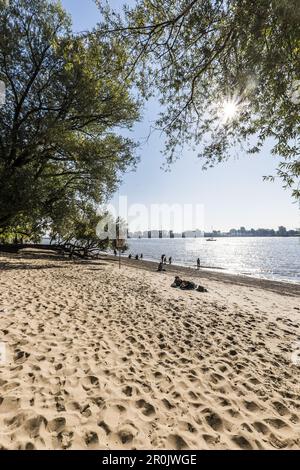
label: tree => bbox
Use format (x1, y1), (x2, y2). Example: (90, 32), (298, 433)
(99, 0), (300, 199)
(0, 213), (44, 244)
(49, 207), (128, 259)
(0, 0), (139, 234)
(49, 202), (111, 258)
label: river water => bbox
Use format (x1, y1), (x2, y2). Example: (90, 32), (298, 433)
(126, 237), (300, 284)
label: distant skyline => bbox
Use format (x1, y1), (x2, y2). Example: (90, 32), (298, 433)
(62, 0), (300, 232)
(127, 225), (299, 238)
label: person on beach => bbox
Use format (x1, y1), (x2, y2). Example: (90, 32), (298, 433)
(171, 276), (196, 290)
(135, 254), (139, 260)
(114, 249), (117, 256)
(171, 276), (205, 291)
(171, 276), (182, 287)
(157, 261), (165, 272)
(197, 258), (201, 270)
(161, 254), (165, 263)
(169, 256), (172, 265)
(140, 254), (143, 260)
(128, 254), (132, 259)
(180, 280), (197, 290)
(163, 256), (167, 264)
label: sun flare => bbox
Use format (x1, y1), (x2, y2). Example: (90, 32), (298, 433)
(222, 99), (238, 123)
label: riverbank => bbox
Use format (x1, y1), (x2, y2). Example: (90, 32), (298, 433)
(104, 254), (300, 297)
(0, 250), (300, 449)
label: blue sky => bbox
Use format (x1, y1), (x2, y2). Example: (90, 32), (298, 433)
(61, 0), (299, 232)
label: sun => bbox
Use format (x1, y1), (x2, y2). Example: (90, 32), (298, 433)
(222, 99), (238, 123)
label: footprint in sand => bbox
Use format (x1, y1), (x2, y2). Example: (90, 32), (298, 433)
(135, 399), (156, 418)
(47, 417), (66, 433)
(85, 431), (99, 448)
(14, 350), (30, 364)
(57, 431), (73, 449)
(231, 435), (253, 450)
(204, 411), (223, 432)
(81, 376), (100, 391)
(118, 428), (135, 445)
(167, 434), (189, 450)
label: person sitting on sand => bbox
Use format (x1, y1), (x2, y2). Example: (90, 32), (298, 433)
(171, 276), (183, 287)
(171, 276), (205, 291)
(180, 280), (197, 290)
(157, 261), (166, 272)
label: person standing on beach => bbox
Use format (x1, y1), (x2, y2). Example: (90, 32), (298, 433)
(161, 254), (165, 263)
(169, 257), (172, 265)
(140, 254), (143, 260)
(163, 256), (167, 265)
(197, 258), (201, 270)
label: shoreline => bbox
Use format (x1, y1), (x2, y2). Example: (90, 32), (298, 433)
(2, 249), (300, 296)
(123, 236), (300, 286)
(101, 254), (300, 297)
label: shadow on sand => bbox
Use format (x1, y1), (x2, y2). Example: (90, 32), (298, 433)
(0, 261), (66, 271)
(0, 251), (108, 271)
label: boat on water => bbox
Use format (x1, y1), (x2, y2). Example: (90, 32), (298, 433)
(206, 227), (217, 241)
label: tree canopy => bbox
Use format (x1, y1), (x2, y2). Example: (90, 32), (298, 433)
(99, 0), (300, 199)
(1, 0), (298, 250)
(0, 0), (139, 242)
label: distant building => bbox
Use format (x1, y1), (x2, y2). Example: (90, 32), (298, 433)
(151, 230), (160, 239)
(129, 225), (298, 239)
(195, 229), (204, 238)
(184, 230), (195, 238)
(278, 226), (287, 236)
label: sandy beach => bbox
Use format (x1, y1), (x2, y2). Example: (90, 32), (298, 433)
(0, 249), (300, 450)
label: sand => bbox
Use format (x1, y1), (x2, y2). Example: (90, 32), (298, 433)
(0, 249), (300, 450)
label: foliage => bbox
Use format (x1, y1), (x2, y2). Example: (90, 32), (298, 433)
(50, 207), (128, 258)
(99, 0), (300, 199)
(49, 202), (110, 258)
(0, 0), (139, 236)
